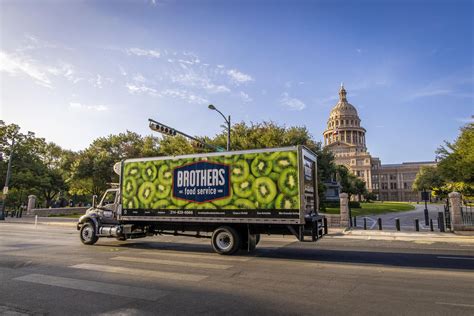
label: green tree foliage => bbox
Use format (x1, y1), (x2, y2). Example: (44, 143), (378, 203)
(68, 131), (161, 197)
(413, 123), (474, 197)
(413, 166), (444, 192)
(335, 164), (367, 201)
(436, 123), (473, 187)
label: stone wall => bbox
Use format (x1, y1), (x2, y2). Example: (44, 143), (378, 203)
(30, 207), (88, 217)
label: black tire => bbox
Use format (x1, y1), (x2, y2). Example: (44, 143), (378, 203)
(79, 222), (98, 245)
(211, 226), (241, 255)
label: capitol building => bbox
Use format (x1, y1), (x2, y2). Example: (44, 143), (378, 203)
(323, 85), (436, 202)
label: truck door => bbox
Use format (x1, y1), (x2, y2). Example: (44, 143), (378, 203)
(99, 189), (119, 220)
(301, 149), (318, 216)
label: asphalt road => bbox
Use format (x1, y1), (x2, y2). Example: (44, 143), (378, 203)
(0, 223), (473, 315)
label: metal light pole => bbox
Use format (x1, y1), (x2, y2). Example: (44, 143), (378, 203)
(0, 129), (35, 221)
(208, 104), (231, 151)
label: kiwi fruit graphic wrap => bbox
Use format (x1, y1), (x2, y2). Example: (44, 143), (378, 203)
(122, 150), (300, 210)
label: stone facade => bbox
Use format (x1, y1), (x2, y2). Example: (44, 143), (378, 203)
(323, 85), (436, 202)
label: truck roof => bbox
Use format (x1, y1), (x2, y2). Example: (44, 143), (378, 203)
(123, 145), (313, 163)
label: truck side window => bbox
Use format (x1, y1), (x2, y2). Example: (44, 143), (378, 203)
(101, 191), (117, 206)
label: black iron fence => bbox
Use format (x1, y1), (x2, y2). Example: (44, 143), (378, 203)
(461, 205), (473, 226)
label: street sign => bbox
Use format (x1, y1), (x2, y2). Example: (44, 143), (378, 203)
(3, 186), (8, 195)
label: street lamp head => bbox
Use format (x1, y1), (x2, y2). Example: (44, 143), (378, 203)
(208, 104), (216, 110)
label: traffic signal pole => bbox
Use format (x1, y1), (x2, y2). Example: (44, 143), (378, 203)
(148, 119), (224, 152)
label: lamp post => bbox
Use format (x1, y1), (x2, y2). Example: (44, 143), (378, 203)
(208, 104), (231, 151)
(0, 122), (35, 220)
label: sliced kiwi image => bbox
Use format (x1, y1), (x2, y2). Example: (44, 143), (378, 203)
(272, 152), (297, 173)
(123, 177), (138, 198)
(233, 175), (254, 198)
(275, 194), (299, 209)
(222, 205), (236, 209)
(152, 199), (170, 209)
(269, 172), (280, 182)
(213, 189), (234, 207)
(243, 153), (257, 160)
(185, 202), (217, 209)
(171, 196), (189, 207)
(158, 164), (173, 185)
(141, 162), (158, 181)
(153, 180), (171, 199)
(278, 167), (299, 196)
(234, 198), (256, 209)
(251, 157), (272, 177)
(231, 160), (250, 183)
(137, 182), (156, 206)
(124, 162), (140, 178)
(124, 196), (140, 209)
(261, 152), (279, 161)
(253, 177), (277, 204)
(255, 200), (275, 209)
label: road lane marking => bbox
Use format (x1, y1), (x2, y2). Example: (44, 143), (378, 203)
(436, 302), (474, 308)
(71, 263), (207, 282)
(14, 273), (167, 301)
(437, 256), (474, 261)
(138, 251), (250, 262)
(111, 256), (232, 270)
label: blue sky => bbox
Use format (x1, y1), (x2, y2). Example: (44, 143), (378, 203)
(1, 0), (472, 163)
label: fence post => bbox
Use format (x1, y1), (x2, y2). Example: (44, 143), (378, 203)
(415, 218), (420, 232)
(353, 216), (357, 227)
(430, 219), (434, 231)
(363, 218), (367, 230)
(339, 193), (350, 229)
(395, 218), (400, 231)
(438, 212), (445, 232)
(378, 218), (382, 230)
(27, 195), (37, 215)
(448, 192), (462, 232)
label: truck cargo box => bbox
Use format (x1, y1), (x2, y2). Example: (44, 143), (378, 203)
(119, 146), (318, 225)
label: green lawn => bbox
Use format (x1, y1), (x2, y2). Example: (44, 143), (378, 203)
(321, 201), (415, 216)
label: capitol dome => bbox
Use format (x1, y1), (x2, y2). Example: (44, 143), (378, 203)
(329, 85), (358, 118)
(323, 84), (367, 152)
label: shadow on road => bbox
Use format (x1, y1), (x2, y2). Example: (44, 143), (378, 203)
(93, 239), (474, 271)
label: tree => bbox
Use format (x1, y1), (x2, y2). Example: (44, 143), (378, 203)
(435, 123), (474, 196)
(413, 166), (444, 192)
(353, 178), (368, 202)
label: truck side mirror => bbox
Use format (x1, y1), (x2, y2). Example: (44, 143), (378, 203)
(92, 195), (98, 208)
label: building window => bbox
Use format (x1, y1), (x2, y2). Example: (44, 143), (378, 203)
(404, 182), (409, 189)
(380, 174), (387, 181)
(390, 183), (397, 190)
(382, 183), (388, 190)
(389, 174), (397, 180)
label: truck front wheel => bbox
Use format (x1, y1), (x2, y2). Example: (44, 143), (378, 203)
(211, 226), (241, 255)
(80, 222), (98, 245)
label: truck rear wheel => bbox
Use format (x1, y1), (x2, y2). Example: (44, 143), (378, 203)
(211, 226), (241, 255)
(80, 222), (98, 245)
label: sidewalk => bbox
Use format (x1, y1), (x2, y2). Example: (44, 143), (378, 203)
(1, 216), (78, 227)
(328, 228), (474, 244)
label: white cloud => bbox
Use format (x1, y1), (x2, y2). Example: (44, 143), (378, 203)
(126, 47), (161, 59)
(280, 92), (306, 111)
(160, 89), (208, 104)
(407, 89), (453, 100)
(69, 102), (108, 112)
(125, 83), (158, 96)
(171, 72), (230, 94)
(119, 66), (127, 76)
(240, 91), (253, 103)
(227, 69), (254, 84)
(0, 51), (53, 88)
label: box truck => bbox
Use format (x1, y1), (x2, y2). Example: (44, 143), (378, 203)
(77, 146), (326, 255)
